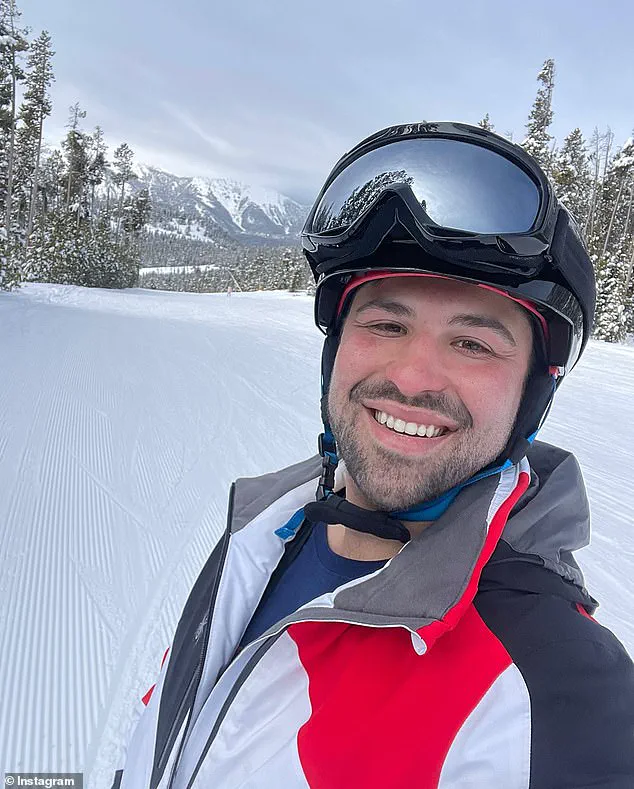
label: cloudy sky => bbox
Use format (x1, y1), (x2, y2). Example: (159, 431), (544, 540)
(24, 0), (634, 204)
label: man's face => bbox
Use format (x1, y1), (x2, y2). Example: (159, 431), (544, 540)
(327, 276), (534, 512)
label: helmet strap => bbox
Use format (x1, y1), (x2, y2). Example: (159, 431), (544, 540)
(304, 494), (411, 543)
(501, 371), (556, 466)
(316, 426), (338, 500)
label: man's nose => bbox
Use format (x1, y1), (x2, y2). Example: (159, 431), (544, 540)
(383, 338), (450, 398)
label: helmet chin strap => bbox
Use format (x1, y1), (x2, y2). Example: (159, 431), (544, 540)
(314, 375), (557, 541)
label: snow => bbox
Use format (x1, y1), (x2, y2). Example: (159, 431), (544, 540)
(612, 138), (634, 170)
(0, 283), (633, 785)
(193, 175), (300, 231)
(139, 264), (219, 275)
(144, 222), (214, 242)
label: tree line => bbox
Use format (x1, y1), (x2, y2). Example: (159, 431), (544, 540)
(139, 243), (312, 294)
(0, 0), (150, 290)
(481, 59), (633, 342)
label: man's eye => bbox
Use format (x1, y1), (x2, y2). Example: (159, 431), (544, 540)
(368, 322), (406, 335)
(455, 339), (491, 354)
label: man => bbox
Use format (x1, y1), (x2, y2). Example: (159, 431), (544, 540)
(114, 122), (634, 788)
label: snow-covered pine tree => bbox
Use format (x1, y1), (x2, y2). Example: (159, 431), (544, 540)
(589, 137), (634, 342)
(598, 138), (634, 261)
(522, 58), (556, 174)
(117, 186), (150, 287)
(0, 0), (27, 288)
(15, 30), (55, 251)
(62, 102), (88, 215)
(615, 139), (634, 336)
(588, 140), (633, 259)
(112, 142), (135, 240)
(27, 210), (82, 284)
(86, 125), (108, 222)
(38, 148), (64, 213)
(123, 187), (150, 236)
(551, 128), (592, 232)
(594, 254), (628, 342)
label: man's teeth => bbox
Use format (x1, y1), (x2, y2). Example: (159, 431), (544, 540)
(374, 410), (447, 438)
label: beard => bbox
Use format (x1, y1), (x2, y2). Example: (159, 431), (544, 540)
(327, 378), (516, 512)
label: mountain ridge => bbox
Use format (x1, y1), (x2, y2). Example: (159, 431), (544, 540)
(133, 163), (310, 246)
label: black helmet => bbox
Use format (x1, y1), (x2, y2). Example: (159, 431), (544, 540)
(302, 122), (596, 502)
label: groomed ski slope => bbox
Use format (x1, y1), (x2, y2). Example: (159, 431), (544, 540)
(0, 284), (632, 786)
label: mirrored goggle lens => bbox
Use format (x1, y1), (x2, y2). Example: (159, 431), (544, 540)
(308, 138), (541, 236)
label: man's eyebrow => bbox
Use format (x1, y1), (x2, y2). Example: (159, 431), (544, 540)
(354, 299), (416, 319)
(448, 314), (517, 347)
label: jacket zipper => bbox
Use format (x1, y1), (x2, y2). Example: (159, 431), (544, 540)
(165, 482), (236, 789)
(185, 631), (283, 789)
(182, 617), (424, 789)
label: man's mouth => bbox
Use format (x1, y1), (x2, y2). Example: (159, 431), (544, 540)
(372, 409), (453, 438)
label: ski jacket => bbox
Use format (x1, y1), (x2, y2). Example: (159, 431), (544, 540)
(113, 441), (634, 789)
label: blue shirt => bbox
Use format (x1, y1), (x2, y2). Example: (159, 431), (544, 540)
(239, 521), (386, 648)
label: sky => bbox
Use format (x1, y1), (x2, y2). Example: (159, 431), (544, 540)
(23, 0), (634, 205)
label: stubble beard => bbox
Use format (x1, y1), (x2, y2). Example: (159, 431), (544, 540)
(327, 380), (516, 512)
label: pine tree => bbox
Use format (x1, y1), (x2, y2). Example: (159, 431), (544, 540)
(551, 128), (591, 230)
(522, 58), (556, 173)
(123, 187), (150, 235)
(589, 137), (634, 341)
(16, 30), (55, 248)
(39, 147), (64, 213)
(478, 113), (494, 132)
(591, 138), (634, 261)
(0, 0), (27, 287)
(62, 102), (88, 214)
(112, 142), (135, 239)
(86, 125), (107, 221)
(594, 254), (628, 342)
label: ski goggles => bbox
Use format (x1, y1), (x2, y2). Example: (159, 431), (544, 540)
(302, 124), (562, 273)
(304, 124), (593, 372)
(305, 136), (545, 238)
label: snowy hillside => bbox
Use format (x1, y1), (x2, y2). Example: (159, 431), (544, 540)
(134, 164), (308, 243)
(0, 284), (633, 787)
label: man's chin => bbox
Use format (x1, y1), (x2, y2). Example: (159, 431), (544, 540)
(346, 468), (447, 513)
(345, 450), (484, 512)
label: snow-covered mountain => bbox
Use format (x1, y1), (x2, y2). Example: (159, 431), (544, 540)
(133, 164), (309, 244)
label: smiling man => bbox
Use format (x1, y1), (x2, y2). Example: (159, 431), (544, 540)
(114, 123), (634, 789)
(324, 275), (536, 561)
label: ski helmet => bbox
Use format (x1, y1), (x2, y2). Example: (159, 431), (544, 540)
(301, 121), (596, 503)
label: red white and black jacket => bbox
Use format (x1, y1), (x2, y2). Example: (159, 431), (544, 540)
(113, 441), (634, 788)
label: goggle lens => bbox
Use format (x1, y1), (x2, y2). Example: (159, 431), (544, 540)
(308, 138), (541, 237)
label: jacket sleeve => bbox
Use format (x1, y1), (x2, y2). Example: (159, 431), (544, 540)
(526, 635), (634, 788)
(108, 646), (172, 789)
(110, 531), (228, 789)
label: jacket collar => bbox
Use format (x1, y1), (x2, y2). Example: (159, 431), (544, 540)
(229, 441), (591, 651)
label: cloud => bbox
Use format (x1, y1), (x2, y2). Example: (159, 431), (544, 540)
(160, 101), (248, 159)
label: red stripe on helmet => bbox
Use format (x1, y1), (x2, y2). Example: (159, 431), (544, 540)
(336, 271), (549, 342)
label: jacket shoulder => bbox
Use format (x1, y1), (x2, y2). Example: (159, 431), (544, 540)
(476, 570), (634, 788)
(232, 455), (321, 532)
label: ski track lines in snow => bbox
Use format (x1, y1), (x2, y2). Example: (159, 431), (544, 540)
(1, 285), (633, 785)
(0, 286), (324, 782)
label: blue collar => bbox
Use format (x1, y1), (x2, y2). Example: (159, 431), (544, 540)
(392, 458), (515, 521)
